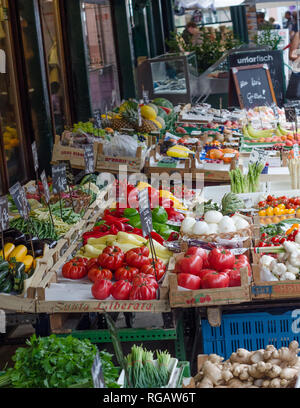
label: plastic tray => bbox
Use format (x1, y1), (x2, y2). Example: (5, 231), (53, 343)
(202, 310), (300, 359)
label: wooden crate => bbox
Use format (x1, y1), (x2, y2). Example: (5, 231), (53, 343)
(82, 185), (113, 221)
(35, 240), (171, 314)
(96, 143), (150, 173)
(51, 135), (99, 170)
(144, 150), (237, 183)
(251, 263), (300, 300)
(168, 253), (250, 308)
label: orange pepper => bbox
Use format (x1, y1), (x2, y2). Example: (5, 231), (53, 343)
(286, 224), (299, 235)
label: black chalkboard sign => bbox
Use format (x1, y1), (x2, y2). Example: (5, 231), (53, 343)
(230, 64), (276, 109)
(0, 196), (9, 231)
(52, 163), (67, 194)
(228, 49), (285, 107)
(9, 182), (31, 219)
(138, 188), (152, 238)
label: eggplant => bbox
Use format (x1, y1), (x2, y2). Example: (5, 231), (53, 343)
(3, 229), (26, 244)
(42, 239), (57, 249)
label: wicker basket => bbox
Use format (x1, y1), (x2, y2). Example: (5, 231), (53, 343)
(180, 214), (253, 243)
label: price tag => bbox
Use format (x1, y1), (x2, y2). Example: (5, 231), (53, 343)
(0, 310), (5, 333)
(91, 352), (105, 388)
(223, 153), (236, 158)
(40, 170), (50, 204)
(31, 141), (39, 172)
(84, 145), (95, 175)
(138, 106), (142, 128)
(52, 163), (67, 194)
(249, 147), (269, 166)
(294, 144), (300, 158)
(0, 196), (9, 231)
(138, 188), (152, 237)
(271, 102), (279, 121)
(9, 182), (31, 219)
(94, 110), (102, 129)
(111, 89), (117, 108)
(191, 131), (201, 136)
(142, 90), (149, 104)
(284, 106), (297, 123)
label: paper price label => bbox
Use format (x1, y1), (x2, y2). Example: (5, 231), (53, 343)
(31, 141), (39, 172)
(142, 90), (149, 104)
(249, 147), (269, 166)
(0, 196), (9, 231)
(138, 106), (142, 128)
(52, 163), (67, 194)
(84, 144), (95, 175)
(92, 352), (105, 389)
(40, 170), (50, 204)
(94, 110), (102, 129)
(9, 182), (30, 219)
(138, 188), (152, 237)
(223, 153), (236, 158)
(293, 144), (299, 158)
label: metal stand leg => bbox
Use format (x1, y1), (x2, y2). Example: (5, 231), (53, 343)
(174, 312), (186, 361)
(190, 308), (202, 375)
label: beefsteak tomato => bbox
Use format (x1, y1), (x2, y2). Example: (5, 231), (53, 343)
(201, 271), (229, 289)
(207, 248), (235, 272)
(139, 260), (166, 281)
(132, 273), (158, 289)
(62, 259), (87, 280)
(111, 279), (133, 300)
(222, 268), (241, 287)
(88, 266), (112, 282)
(125, 247), (150, 268)
(115, 265), (139, 282)
(185, 247), (209, 267)
(177, 273), (201, 290)
(91, 278), (113, 300)
(175, 254), (203, 276)
(129, 283), (157, 300)
(98, 246), (124, 271)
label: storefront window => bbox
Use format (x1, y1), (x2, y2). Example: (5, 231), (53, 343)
(39, 0), (70, 135)
(0, 17), (28, 189)
(81, 0), (120, 113)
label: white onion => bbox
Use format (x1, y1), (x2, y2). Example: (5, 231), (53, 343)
(192, 221), (209, 235)
(204, 210), (223, 224)
(181, 217), (196, 234)
(218, 216), (236, 233)
(231, 215), (249, 230)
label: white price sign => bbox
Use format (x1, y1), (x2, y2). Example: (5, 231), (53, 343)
(249, 147), (269, 166)
(293, 144), (299, 158)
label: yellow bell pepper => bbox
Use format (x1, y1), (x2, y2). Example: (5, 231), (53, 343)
(0, 243), (15, 260)
(8, 245), (27, 262)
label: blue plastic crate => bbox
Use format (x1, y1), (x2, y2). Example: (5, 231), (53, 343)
(202, 311), (300, 359)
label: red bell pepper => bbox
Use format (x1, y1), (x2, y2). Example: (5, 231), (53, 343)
(147, 231), (164, 245)
(103, 214), (129, 225)
(165, 207), (185, 222)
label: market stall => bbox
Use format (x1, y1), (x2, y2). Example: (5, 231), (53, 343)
(4, 94), (300, 390)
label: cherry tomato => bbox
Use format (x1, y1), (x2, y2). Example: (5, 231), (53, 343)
(260, 233), (267, 240)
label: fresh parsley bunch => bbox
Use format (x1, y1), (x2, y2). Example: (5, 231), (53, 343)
(6, 334), (118, 388)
